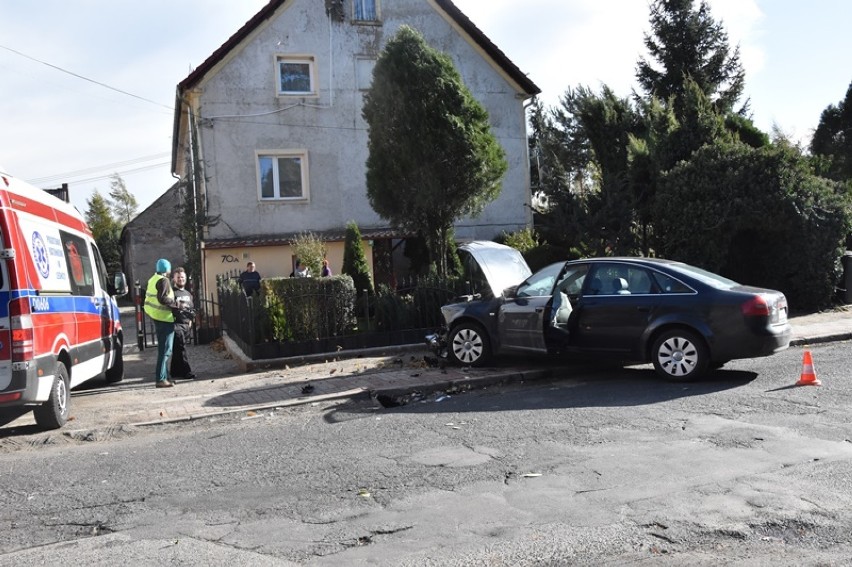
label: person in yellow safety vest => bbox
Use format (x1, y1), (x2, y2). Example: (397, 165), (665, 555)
(144, 258), (178, 388)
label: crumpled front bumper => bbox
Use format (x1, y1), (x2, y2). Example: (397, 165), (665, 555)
(425, 328), (448, 358)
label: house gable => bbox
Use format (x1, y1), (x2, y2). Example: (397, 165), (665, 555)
(170, 0), (540, 294)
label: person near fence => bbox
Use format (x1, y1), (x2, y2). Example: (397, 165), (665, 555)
(291, 259), (310, 278)
(170, 267), (197, 380)
(239, 261), (262, 295)
(321, 258), (332, 277)
(144, 258), (177, 388)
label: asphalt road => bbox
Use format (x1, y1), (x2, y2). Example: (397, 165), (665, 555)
(1, 341), (851, 565)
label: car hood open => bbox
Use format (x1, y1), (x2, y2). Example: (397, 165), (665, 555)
(459, 241), (532, 298)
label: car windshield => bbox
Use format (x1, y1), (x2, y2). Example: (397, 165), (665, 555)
(667, 263), (740, 290)
(517, 262), (563, 297)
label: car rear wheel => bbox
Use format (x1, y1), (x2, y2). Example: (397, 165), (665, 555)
(652, 329), (708, 381)
(33, 362), (70, 430)
(448, 322), (491, 367)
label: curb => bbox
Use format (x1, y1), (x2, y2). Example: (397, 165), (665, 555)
(222, 332), (429, 372)
(790, 333), (852, 347)
(130, 387), (369, 427)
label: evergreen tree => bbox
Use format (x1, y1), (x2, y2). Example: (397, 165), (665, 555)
(636, 0), (746, 115)
(85, 190), (121, 273)
(362, 25), (507, 276)
(810, 80), (852, 182)
(341, 222), (373, 296)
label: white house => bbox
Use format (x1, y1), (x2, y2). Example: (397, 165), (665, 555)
(171, 0), (540, 295)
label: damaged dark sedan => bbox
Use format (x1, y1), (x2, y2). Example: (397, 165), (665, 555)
(427, 241), (792, 381)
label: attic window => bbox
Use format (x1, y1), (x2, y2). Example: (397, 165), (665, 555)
(276, 55), (317, 96)
(353, 0), (379, 22)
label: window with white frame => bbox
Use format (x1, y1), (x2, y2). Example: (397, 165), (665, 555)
(276, 55), (316, 96)
(353, 0), (378, 21)
(257, 151), (309, 201)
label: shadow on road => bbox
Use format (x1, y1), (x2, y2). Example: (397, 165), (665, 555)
(325, 365), (759, 423)
(0, 408), (32, 432)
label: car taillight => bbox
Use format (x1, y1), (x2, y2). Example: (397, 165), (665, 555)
(10, 297), (34, 362)
(741, 295), (771, 317)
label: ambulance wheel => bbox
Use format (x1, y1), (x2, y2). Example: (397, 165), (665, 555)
(105, 336), (124, 383)
(34, 362), (70, 430)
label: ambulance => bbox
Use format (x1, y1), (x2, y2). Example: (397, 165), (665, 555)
(0, 167), (128, 430)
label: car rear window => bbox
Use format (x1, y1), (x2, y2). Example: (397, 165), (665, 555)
(666, 263), (740, 289)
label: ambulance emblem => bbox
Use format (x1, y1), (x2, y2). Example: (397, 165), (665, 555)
(32, 231), (50, 279)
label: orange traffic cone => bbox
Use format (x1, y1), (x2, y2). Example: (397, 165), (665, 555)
(796, 350), (821, 386)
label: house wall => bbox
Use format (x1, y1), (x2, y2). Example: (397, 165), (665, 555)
(121, 185), (185, 301)
(191, 0), (533, 246)
(201, 240), (373, 298)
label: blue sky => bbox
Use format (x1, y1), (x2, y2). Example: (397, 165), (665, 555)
(1, 0), (850, 215)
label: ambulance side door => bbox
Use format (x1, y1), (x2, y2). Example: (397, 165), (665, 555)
(89, 243), (117, 368)
(57, 230), (100, 378)
(0, 254), (11, 385)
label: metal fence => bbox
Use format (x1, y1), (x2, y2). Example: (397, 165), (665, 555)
(133, 282), (222, 350)
(218, 274), (470, 360)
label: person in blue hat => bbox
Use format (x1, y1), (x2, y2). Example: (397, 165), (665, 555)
(143, 258), (178, 388)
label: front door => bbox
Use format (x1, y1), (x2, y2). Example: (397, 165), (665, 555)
(498, 295), (550, 352)
(497, 262), (564, 353)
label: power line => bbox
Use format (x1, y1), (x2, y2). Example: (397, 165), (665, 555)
(28, 161), (171, 188)
(0, 43), (173, 110)
(27, 153), (171, 184)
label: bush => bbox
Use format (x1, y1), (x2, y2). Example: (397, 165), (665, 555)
(373, 284), (414, 331)
(263, 292), (292, 342)
(655, 142), (852, 310)
(291, 232), (327, 277)
(497, 227), (540, 253)
(342, 221), (373, 296)
(260, 275), (356, 341)
(523, 243), (580, 272)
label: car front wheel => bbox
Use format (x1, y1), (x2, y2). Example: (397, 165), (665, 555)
(448, 322), (491, 367)
(651, 329), (708, 381)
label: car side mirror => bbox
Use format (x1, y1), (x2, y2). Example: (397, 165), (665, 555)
(502, 285), (518, 299)
(110, 272), (129, 297)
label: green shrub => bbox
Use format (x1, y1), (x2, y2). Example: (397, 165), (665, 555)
(262, 292), (292, 342)
(655, 142), (852, 310)
(261, 275), (356, 341)
(342, 221), (373, 296)
(373, 284), (414, 331)
(290, 232), (327, 277)
(497, 227), (540, 253)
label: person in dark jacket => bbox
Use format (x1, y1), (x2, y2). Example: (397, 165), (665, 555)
(238, 261), (262, 295)
(170, 267), (196, 380)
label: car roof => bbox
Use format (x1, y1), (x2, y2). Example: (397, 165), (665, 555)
(568, 257), (684, 268)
